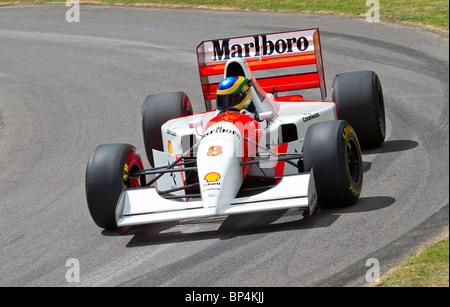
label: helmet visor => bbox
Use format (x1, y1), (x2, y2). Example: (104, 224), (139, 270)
(217, 92), (245, 110)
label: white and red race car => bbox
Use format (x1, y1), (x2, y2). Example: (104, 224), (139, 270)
(85, 28), (386, 234)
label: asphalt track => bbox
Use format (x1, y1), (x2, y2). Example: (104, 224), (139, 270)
(0, 5), (448, 287)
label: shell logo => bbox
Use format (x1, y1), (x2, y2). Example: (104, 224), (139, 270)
(204, 172), (221, 183)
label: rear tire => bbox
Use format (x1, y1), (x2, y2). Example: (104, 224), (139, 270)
(142, 92), (193, 167)
(85, 144), (144, 230)
(303, 120), (363, 208)
(332, 71), (386, 149)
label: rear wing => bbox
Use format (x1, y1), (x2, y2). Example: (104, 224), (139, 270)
(196, 28), (326, 110)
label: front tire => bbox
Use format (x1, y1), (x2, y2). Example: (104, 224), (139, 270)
(303, 120), (363, 208)
(142, 91), (193, 167)
(85, 144), (144, 230)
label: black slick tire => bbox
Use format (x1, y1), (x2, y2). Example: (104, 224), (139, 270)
(332, 71), (386, 149)
(303, 120), (363, 208)
(85, 144), (144, 230)
(142, 92), (193, 167)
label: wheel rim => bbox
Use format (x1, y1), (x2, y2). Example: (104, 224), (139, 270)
(124, 151), (144, 189)
(378, 89), (386, 139)
(346, 140), (362, 185)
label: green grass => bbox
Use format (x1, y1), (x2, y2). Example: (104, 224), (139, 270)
(1, 0), (448, 34)
(373, 234), (449, 287)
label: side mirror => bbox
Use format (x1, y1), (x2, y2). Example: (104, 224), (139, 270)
(258, 111), (273, 121)
(189, 119), (203, 128)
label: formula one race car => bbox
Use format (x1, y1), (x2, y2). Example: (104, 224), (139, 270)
(85, 28), (386, 234)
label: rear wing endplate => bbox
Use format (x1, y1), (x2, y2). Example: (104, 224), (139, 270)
(197, 28), (326, 110)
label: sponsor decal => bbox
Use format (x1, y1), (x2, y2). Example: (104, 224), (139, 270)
(203, 126), (242, 140)
(342, 125), (355, 140)
(123, 163), (129, 189)
(203, 172), (222, 194)
(302, 112), (320, 122)
(379, 118), (385, 138)
(207, 146), (222, 157)
(211, 34), (310, 61)
(309, 191), (318, 209)
(166, 128), (176, 136)
(349, 185), (360, 198)
(168, 140), (173, 155)
(204, 172), (221, 183)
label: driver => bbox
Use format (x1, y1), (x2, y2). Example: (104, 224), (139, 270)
(216, 76), (256, 118)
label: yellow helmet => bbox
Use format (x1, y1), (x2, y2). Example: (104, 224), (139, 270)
(216, 76), (251, 111)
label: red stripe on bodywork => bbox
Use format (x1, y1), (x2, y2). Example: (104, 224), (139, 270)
(271, 143), (289, 180)
(204, 111), (261, 179)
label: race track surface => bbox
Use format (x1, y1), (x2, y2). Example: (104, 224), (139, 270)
(0, 5), (448, 287)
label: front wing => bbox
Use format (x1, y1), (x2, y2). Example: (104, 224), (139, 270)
(116, 170), (317, 228)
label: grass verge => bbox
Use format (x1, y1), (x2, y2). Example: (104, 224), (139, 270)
(371, 232), (449, 287)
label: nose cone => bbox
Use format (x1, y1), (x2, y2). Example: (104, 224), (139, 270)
(197, 121), (243, 211)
